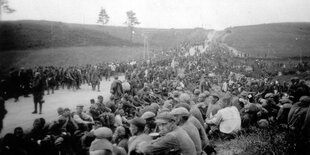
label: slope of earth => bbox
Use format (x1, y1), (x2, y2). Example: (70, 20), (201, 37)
(0, 20), (139, 51)
(0, 46), (144, 76)
(0, 20), (211, 51)
(220, 23), (310, 58)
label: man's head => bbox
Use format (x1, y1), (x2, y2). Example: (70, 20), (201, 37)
(63, 108), (71, 117)
(57, 107), (64, 116)
(198, 93), (207, 102)
(129, 117), (146, 136)
(76, 104), (84, 114)
(94, 127), (113, 141)
(209, 93), (219, 104)
(14, 127), (24, 138)
(93, 121), (103, 130)
(33, 118), (45, 129)
(97, 96), (104, 103)
(170, 107), (190, 125)
(155, 112), (176, 135)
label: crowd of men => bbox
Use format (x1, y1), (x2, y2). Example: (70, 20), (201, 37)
(0, 40), (310, 155)
(0, 63), (130, 101)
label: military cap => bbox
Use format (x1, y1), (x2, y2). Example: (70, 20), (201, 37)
(94, 127), (113, 139)
(155, 112), (175, 124)
(174, 103), (191, 111)
(170, 107), (189, 116)
(264, 93), (274, 99)
(299, 96), (310, 103)
(179, 93), (191, 103)
(194, 89), (200, 95)
(257, 119), (269, 128)
(173, 91), (181, 98)
(129, 117), (146, 129)
(279, 98), (292, 104)
(141, 111), (156, 120)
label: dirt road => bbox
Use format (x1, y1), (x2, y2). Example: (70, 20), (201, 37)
(1, 76), (124, 137)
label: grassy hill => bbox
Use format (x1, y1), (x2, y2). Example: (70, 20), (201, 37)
(218, 23), (310, 57)
(0, 20), (210, 51)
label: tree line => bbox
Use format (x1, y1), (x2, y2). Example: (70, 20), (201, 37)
(97, 8), (140, 42)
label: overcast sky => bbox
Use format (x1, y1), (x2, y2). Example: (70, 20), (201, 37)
(2, 0), (310, 30)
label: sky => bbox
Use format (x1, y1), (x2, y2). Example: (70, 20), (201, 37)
(2, 0), (310, 30)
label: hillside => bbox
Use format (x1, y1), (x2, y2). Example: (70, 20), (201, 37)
(0, 20), (210, 51)
(218, 23), (310, 57)
(0, 20), (138, 51)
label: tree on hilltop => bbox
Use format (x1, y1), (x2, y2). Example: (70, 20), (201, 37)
(124, 10), (140, 42)
(97, 8), (109, 26)
(0, 0), (15, 20)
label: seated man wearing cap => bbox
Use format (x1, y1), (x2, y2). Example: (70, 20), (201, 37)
(90, 127), (126, 155)
(171, 107), (202, 155)
(141, 111), (156, 134)
(138, 112), (196, 155)
(128, 117), (152, 155)
(73, 104), (95, 131)
(206, 93), (221, 119)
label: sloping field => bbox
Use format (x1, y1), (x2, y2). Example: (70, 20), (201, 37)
(0, 20), (210, 51)
(0, 20), (139, 51)
(0, 46), (144, 75)
(221, 23), (310, 57)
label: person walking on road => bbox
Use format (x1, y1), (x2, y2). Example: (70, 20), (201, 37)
(32, 72), (45, 114)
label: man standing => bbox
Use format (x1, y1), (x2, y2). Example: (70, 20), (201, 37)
(110, 76), (123, 101)
(32, 72), (45, 114)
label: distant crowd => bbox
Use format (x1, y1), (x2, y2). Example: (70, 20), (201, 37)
(0, 40), (310, 155)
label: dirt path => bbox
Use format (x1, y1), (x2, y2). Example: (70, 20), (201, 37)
(1, 76), (124, 137)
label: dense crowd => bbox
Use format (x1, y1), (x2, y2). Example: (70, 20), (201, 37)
(0, 41), (310, 155)
(0, 62), (134, 101)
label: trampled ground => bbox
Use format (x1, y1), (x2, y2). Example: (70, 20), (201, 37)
(1, 76), (124, 137)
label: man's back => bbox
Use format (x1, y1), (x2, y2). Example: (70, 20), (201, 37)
(181, 121), (202, 155)
(144, 126), (196, 155)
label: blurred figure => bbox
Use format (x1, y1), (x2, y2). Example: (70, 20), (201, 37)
(32, 72), (45, 114)
(0, 97), (7, 133)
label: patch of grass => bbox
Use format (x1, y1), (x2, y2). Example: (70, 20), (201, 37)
(0, 46), (144, 77)
(221, 23), (310, 57)
(0, 20), (210, 51)
(214, 126), (289, 155)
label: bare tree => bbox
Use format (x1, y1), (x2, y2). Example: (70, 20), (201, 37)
(124, 10), (140, 42)
(97, 7), (109, 26)
(0, 0), (15, 20)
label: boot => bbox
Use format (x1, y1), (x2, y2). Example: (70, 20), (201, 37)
(39, 104), (42, 114)
(32, 102), (37, 114)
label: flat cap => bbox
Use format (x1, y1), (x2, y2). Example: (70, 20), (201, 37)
(194, 89), (200, 95)
(94, 127), (113, 139)
(170, 107), (189, 116)
(141, 111), (156, 120)
(179, 93), (191, 103)
(155, 112), (175, 124)
(264, 93), (274, 99)
(174, 103), (191, 111)
(279, 98), (292, 104)
(129, 117), (146, 129)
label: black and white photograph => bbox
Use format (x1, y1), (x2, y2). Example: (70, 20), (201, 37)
(0, 0), (310, 154)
